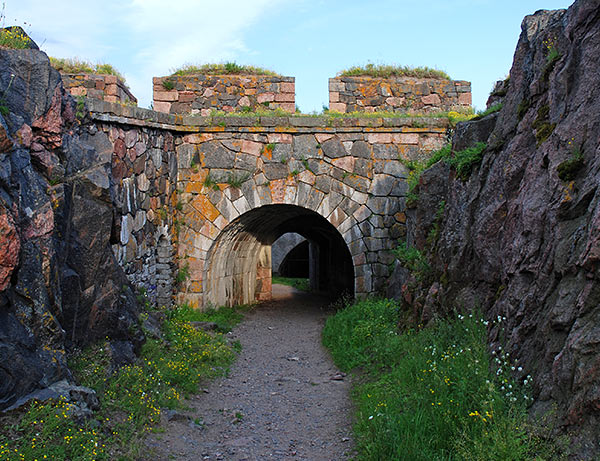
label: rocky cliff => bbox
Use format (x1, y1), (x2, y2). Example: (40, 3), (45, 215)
(392, 0), (600, 455)
(0, 47), (142, 410)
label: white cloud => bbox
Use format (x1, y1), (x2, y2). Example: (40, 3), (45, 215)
(125, 0), (287, 107)
(4, 0), (288, 107)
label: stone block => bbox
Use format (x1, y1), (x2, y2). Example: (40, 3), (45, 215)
(329, 102), (346, 113)
(275, 92), (295, 102)
(154, 91), (179, 102)
(422, 94), (441, 105)
(154, 101), (171, 113)
(329, 92), (340, 103)
(367, 133), (392, 144)
(458, 92), (472, 105)
(280, 82), (295, 93)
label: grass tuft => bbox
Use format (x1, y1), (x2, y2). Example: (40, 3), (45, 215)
(272, 276), (310, 292)
(171, 62), (279, 77)
(338, 63), (451, 80)
(50, 57), (127, 83)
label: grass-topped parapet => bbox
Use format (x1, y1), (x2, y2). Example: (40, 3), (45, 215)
(50, 57), (137, 105)
(153, 62), (294, 116)
(330, 63), (471, 114)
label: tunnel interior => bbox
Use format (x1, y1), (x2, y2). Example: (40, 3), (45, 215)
(277, 239), (309, 278)
(203, 204), (354, 307)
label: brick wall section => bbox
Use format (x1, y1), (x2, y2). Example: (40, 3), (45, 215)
(329, 76), (471, 113)
(88, 99), (448, 308)
(61, 73), (137, 104)
(153, 75), (295, 115)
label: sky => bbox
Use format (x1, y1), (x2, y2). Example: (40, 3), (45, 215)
(5, 0), (574, 113)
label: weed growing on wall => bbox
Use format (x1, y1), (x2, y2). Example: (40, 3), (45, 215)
(49, 57), (127, 84)
(171, 62), (279, 77)
(322, 299), (566, 460)
(338, 63), (451, 80)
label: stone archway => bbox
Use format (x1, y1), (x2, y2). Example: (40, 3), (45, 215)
(203, 204), (354, 307)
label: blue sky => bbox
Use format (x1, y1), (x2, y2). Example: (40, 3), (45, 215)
(7, 0), (573, 112)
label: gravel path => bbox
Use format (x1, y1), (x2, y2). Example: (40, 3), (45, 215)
(146, 284), (355, 460)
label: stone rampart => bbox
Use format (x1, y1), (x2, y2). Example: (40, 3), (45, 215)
(153, 75), (295, 115)
(329, 76), (471, 113)
(61, 73), (137, 104)
(87, 99), (449, 308)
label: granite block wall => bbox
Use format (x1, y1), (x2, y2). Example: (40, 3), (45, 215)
(153, 75), (295, 115)
(61, 73), (137, 104)
(329, 76), (471, 113)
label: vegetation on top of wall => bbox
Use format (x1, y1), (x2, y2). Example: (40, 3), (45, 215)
(322, 298), (567, 460)
(171, 62), (280, 77)
(50, 57), (127, 83)
(337, 63), (451, 80)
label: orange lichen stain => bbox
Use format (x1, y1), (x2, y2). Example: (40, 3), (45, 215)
(185, 181), (204, 193)
(275, 126), (297, 133)
(191, 195), (220, 221)
(188, 280), (203, 293)
(248, 126), (266, 133)
(269, 179), (286, 203)
(562, 181), (575, 203)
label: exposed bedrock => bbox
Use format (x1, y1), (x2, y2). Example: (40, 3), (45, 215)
(0, 48), (142, 410)
(390, 1), (600, 455)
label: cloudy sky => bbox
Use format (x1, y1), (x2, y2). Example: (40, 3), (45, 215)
(6, 0), (573, 112)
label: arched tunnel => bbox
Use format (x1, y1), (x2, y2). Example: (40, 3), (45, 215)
(203, 204), (354, 307)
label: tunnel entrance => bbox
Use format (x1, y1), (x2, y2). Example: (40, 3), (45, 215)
(203, 204), (354, 307)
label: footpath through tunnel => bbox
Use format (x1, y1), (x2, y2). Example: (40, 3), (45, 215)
(203, 204), (354, 307)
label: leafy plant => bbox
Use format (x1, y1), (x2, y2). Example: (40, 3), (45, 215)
(175, 263), (190, 285)
(290, 169), (299, 177)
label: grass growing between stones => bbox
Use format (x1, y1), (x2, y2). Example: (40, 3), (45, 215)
(171, 62), (279, 77)
(322, 298), (565, 461)
(49, 57), (127, 83)
(0, 303), (241, 460)
(338, 63), (451, 80)
(272, 276), (310, 292)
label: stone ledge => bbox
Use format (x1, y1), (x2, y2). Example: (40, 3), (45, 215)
(87, 98), (450, 133)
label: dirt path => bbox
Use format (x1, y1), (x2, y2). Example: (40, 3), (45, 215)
(146, 285), (355, 460)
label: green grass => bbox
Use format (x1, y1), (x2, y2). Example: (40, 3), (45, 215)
(0, 303), (240, 460)
(448, 142), (487, 180)
(272, 276), (310, 292)
(338, 63), (450, 80)
(392, 242), (431, 282)
(322, 298), (565, 461)
(50, 57), (127, 83)
(171, 62), (279, 77)
(0, 26), (31, 49)
(168, 302), (251, 333)
(557, 148), (584, 181)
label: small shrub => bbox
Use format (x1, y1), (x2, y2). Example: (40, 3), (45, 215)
(557, 148), (584, 181)
(448, 142), (487, 179)
(392, 242), (430, 281)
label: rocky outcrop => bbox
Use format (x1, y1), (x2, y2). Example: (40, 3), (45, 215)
(0, 47), (142, 410)
(390, 1), (600, 456)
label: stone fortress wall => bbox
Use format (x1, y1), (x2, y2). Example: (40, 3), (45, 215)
(152, 75), (296, 115)
(329, 77), (471, 113)
(61, 73), (137, 104)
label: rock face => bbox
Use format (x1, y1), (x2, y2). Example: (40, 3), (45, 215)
(391, 1), (600, 455)
(0, 48), (142, 410)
